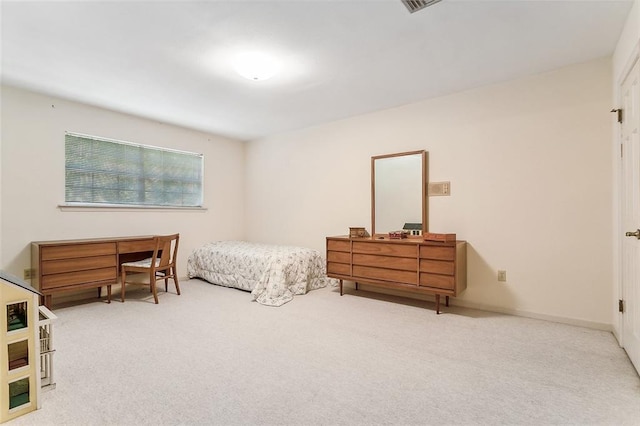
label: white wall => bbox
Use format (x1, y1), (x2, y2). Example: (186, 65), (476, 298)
(0, 53), (618, 327)
(614, 0), (640, 81)
(1, 86), (245, 291)
(612, 0), (640, 339)
(245, 57), (613, 328)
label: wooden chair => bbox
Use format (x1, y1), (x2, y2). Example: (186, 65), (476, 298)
(120, 234), (180, 304)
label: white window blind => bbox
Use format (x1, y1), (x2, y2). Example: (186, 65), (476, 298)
(65, 132), (203, 207)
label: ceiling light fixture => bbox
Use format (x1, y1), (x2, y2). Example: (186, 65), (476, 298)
(233, 52), (280, 81)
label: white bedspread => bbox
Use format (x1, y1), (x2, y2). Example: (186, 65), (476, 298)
(186, 241), (335, 306)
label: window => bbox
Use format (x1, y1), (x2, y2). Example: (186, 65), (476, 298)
(8, 340), (28, 370)
(65, 133), (204, 207)
(8, 378), (29, 409)
(7, 302), (28, 332)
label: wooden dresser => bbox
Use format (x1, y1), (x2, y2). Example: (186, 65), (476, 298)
(326, 236), (466, 314)
(31, 236), (155, 307)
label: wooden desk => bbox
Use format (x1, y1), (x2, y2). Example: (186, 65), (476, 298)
(31, 236), (156, 308)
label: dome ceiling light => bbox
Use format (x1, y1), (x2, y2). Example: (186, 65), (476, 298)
(233, 51), (280, 81)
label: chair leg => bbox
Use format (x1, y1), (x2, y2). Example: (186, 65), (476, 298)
(121, 267), (126, 302)
(151, 284), (159, 304)
(174, 267), (181, 295)
(150, 271), (159, 304)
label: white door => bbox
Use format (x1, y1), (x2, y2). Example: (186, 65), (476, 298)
(621, 57), (640, 374)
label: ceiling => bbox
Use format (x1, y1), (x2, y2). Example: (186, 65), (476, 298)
(1, 0), (633, 141)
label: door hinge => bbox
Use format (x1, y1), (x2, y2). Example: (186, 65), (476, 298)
(611, 108), (623, 123)
(619, 299), (624, 313)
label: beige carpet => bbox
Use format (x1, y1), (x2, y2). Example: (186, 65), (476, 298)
(8, 279), (640, 425)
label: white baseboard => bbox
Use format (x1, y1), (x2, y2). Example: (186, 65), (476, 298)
(351, 282), (613, 332)
(448, 299), (613, 332)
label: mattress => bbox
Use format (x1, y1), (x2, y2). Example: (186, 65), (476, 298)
(187, 240), (335, 306)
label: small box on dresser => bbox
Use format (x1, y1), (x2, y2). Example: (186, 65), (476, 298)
(423, 232), (457, 243)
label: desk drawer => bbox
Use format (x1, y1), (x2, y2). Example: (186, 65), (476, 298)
(118, 239), (156, 254)
(41, 267), (117, 289)
(41, 243), (116, 260)
(42, 255), (116, 275)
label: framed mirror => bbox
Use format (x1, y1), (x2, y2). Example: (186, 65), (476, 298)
(371, 150), (427, 238)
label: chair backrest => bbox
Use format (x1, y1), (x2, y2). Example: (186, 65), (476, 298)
(153, 234), (179, 268)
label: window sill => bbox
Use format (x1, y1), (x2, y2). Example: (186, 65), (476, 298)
(58, 204), (208, 212)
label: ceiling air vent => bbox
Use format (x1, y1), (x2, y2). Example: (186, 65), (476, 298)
(402, 0), (442, 14)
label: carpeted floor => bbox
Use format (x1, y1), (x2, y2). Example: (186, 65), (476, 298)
(8, 279), (640, 425)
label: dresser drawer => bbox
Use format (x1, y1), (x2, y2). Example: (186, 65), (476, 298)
(327, 251), (350, 264)
(328, 262), (351, 276)
(353, 254), (416, 272)
(419, 273), (454, 290)
(353, 241), (417, 258)
(41, 267), (117, 290)
(419, 245), (455, 261)
(353, 265), (417, 285)
(41, 243), (116, 261)
(42, 255), (117, 275)
(419, 259), (454, 275)
(327, 239), (350, 252)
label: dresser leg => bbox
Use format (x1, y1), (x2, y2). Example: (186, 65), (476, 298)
(436, 294), (441, 314)
(339, 280), (343, 296)
(446, 296), (449, 307)
(355, 282), (359, 291)
(97, 287), (102, 298)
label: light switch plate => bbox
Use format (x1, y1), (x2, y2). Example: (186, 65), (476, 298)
(428, 181), (451, 196)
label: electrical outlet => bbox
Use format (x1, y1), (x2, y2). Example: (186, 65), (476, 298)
(498, 270), (507, 282)
(23, 269), (33, 280)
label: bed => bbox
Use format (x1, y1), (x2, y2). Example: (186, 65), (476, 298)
(186, 241), (336, 306)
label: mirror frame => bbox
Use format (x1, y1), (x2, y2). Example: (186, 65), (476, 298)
(371, 150), (428, 238)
